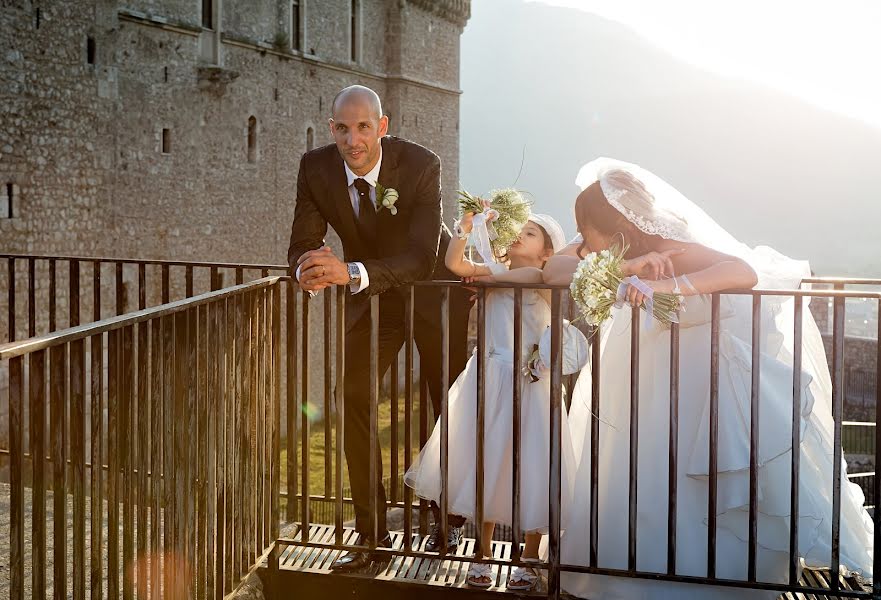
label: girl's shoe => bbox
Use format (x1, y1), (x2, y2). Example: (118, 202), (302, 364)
(466, 561), (494, 588)
(507, 564), (541, 591)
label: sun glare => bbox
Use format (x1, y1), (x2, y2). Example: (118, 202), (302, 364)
(530, 0), (881, 128)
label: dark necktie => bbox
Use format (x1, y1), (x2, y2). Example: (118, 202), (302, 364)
(353, 178), (377, 243)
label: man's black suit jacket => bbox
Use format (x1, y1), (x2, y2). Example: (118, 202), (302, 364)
(287, 135), (456, 327)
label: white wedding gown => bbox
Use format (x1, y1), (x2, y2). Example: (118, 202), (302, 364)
(560, 291), (875, 599)
(405, 287), (577, 532)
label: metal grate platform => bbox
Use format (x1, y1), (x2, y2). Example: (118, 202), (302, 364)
(260, 524), (872, 599)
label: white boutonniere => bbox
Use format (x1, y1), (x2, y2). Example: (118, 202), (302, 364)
(376, 183), (399, 215)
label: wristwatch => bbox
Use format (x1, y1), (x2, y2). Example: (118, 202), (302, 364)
(347, 262), (361, 285)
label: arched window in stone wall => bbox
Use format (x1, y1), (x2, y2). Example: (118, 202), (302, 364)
(248, 116), (258, 163)
(86, 36), (96, 64)
(306, 127), (314, 152)
(2, 183), (15, 219)
(350, 0), (360, 62)
(202, 0), (215, 29)
(291, 0), (302, 52)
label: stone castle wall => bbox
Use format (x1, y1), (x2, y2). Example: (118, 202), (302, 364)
(1, 0), (470, 267)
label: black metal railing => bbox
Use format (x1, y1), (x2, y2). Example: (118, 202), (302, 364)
(271, 278), (881, 600)
(0, 276), (283, 600)
(3, 255), (880, 599)
(1, 253), (289, 344)
(1, 254), (453, 570)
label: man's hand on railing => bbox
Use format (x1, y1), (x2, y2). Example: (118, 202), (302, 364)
(297, 247), (349, 292)
(462, 273), (495, 302)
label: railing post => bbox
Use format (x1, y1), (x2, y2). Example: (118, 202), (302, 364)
(197, 303), (209, 599)
(245, 292), (257, 568)
(115, 261), (124, 316)
(249, 290), (261, 564)
(511, 287), (523, 563)
(93, 260), (102, 323)
(708, 293), (720, 579)
(475, 287), (486, 555)
(300, 290), (311, 542)
(548, 288), (564, 600)
(9, 356), (24, 599)
(324, 290), (333, 500)
(149, 320), (162, 600)
(748, 295), (761, 581)
(137, 318), (150, 598)
(286, 280), (298, 522)
(419, 372), (430, 536)
(369, 293), (380, 546)
(31, 350), (48, 598)
(71, 334), (86, 600)
(70, 259), (81, 327)
(50, 343), (68, 599)
(667, 321), (680, 575)
(7, 257), (15, 342)
(589, 322), (600, 568)
(272, 283), (282, 561)
(390, 332), (399, 507)
(138, 262), (146, 311)
(27, 257), (35, 338)
(175, 311), (189, 591)
(335, 285), (346, 546)
(49, 258), (56, 332)
(223, 298), (234, 590)
(403, 285), (415, 551)
(874, 297), (881, 600)
(162, 315), (176, 595)
(161, 264), (170, 304)
(790, 294), (803, 585)
(122, 324), (135, 600)
(439, 286), (450, 552)
(830, 286), (846, 592)
(628, 306), (640, 572)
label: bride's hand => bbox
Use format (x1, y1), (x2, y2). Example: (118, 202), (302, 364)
(624, 278), (675, 308)
(623, 248), (685, 280)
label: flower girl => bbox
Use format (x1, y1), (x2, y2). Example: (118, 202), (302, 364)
(404, 210), (577, 590)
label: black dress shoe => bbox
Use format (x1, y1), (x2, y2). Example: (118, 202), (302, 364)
(424, 524), (463, 553)
(331, 534), (392, 573)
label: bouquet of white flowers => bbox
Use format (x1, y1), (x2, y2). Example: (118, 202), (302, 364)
(457, 188), (532, 259)
(570, 246), (683, 327)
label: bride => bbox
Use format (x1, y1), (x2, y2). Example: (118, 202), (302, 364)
(542, 158), (874, 599)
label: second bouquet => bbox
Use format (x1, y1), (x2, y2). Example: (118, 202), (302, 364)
(457, 188), (532, 263)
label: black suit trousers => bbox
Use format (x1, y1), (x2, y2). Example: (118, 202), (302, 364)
(343, 284), (470, 539)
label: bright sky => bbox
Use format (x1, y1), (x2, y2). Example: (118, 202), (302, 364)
(530, 0), (881, 129)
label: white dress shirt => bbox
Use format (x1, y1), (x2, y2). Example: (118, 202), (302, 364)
(296, 149), (381, 294)
(341, 149), (382, 293)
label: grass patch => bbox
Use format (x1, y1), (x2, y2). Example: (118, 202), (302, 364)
(279, 395), (431, 505)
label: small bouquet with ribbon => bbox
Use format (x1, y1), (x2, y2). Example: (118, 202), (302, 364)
(524, 321), (590, 382)
(457, 188), (532, 263)
(570, 246), (683, 328)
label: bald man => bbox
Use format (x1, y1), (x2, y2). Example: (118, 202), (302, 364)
(288, 85), (470, 572)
